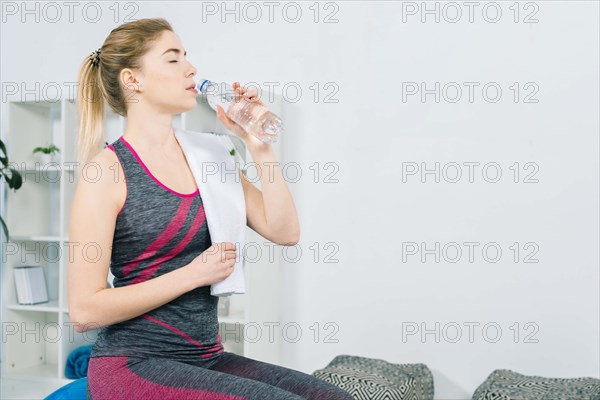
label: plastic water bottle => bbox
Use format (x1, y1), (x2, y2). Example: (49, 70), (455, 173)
(197, 79), (283, 143)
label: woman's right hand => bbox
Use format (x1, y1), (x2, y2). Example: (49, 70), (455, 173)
(188, 242), (237, 288)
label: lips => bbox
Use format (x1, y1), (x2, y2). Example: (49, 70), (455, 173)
(186, 84), (198, 95)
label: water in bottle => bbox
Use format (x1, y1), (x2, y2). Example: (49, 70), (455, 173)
(197, 79), (283, 143)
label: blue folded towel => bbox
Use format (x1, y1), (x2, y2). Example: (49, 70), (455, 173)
(65, 345), (93, 379)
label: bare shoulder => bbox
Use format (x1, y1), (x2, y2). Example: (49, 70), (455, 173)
(72, 147), (126, 219)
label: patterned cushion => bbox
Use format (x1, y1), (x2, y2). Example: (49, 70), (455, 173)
(312, 354), (434, 400)
(472, 369), (600, 400)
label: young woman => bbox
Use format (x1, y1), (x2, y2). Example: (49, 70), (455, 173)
(69, 17), (352, 400)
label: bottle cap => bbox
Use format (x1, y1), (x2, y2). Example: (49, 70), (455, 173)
(198, 79), (210, 93)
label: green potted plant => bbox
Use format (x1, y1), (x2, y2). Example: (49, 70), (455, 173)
(0, 139), (23, 240)
(32, 143), (60, 165)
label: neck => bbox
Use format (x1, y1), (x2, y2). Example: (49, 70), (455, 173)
(122, 107), (180, 156)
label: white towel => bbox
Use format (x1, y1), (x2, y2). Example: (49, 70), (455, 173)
(174, 127), (246, 297)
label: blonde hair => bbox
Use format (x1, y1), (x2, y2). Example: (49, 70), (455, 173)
(76, 17), (173, 165)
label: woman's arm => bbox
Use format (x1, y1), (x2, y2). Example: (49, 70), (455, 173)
(216, 82), (301, 245)
(238, 142), (300, 245)
(67, 149), (201, 333)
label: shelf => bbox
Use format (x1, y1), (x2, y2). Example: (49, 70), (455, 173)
(219, 316), (245, 356)
(2, 363), (59, 381)
(2, 310), (60, 379)
(6, 299), (64, 313)
(4, 179), (60, 237)
(62, 98), (79, 164)
(14, 163), (75, 171)
(8, 235), (62, 242)
(5, 102), (61, 164)
(218, 312), (247, 325)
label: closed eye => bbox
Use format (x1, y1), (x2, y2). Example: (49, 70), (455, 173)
(169, 60), (178, 63)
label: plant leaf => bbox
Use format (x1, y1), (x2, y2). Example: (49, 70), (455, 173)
(9, 168), (22, 190)
(0, 140), (7, 166)
(0, 216), (8, 241)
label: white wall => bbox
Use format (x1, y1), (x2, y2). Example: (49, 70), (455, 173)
(2, 1), (598, 398)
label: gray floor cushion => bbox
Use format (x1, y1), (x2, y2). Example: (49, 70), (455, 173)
(312, 354), (434, 400)
(472, 369), (600, 400)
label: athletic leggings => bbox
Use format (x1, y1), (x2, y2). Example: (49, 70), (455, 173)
(86, 351), (353, 400)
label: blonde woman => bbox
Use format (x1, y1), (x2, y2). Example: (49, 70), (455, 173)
(69, 17), (351, 400)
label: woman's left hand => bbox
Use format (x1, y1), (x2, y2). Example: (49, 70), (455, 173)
(215, 82), (265, 147)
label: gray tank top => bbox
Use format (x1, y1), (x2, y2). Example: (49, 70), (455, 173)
(89, 135), (224, 366)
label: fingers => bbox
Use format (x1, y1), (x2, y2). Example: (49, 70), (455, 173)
(219, 242), (237, 251)
(214, 242), (237, 262)
(216, 106), (232, 127)
(232, 81), (261, 103)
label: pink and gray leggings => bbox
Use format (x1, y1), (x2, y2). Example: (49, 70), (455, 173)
(87, 351), (353, 399)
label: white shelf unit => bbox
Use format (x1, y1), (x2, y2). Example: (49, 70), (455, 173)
(1, 92), (285, 384)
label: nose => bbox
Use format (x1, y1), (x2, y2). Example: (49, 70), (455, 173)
(187, 62), (197, 77)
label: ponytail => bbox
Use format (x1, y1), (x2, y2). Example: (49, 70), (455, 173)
(76, 55), (105, 166)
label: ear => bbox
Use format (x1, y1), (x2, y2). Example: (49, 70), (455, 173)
(120, 68), (143, 95)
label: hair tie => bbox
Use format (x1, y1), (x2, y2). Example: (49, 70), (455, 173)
(90, 48), (102, 67)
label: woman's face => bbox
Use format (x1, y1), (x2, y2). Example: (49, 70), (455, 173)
(125, 30), (198, 115)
